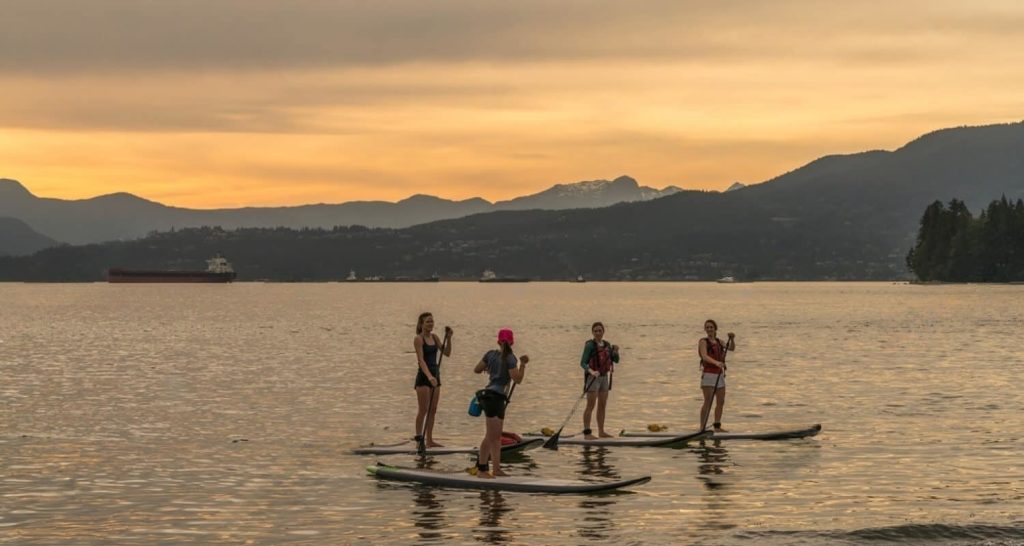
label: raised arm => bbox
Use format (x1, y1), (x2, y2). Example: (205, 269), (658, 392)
(726, 332), (736, 352)
(474, 353), (488, 374)
(511, 355), (528, 384)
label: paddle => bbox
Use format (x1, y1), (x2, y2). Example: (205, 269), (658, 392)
(418, 327), (452, 454)
(700, 334), (732, 433)
(542, 373), (597, 450)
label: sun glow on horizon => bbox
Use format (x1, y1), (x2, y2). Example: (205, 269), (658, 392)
(2, 1), (1023, 208)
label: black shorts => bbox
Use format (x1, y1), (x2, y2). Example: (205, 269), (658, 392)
(415, 367), (440, 388)
(477, 389), (507, 419)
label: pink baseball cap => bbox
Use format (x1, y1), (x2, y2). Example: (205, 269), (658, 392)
(497, 328), (514, 345)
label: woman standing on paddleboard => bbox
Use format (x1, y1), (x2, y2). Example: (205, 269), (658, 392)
(698, 319), (735, 432)
(580, 322), (619, 440)
(472, 329), (528, 478)
(414, 312), (452, 448)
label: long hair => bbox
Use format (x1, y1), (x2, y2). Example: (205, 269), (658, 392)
(416, 312), (432, 335)
(497, 340), (513, 380)
(704, 319), (718, 335)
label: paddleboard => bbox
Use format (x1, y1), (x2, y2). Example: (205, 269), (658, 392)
(352, 437), (542, 455)
(524, 430), (710, 447)
(619, 424), (822, 440)
(368, 463), (651, 493)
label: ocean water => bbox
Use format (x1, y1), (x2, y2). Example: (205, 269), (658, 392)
(1, 282), (1022, 545)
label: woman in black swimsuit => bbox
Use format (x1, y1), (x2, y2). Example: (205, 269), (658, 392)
(414, 312), (452, 448)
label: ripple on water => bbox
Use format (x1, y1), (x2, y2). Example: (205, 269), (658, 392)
(1, 283), (1023, 544)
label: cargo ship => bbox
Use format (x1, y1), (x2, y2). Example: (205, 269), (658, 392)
(344, 270), (440, 282)
(107, 255), (237, 283)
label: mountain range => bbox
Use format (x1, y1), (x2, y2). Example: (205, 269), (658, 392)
(0, 217), (56, 256)
(0, 175), (679, 252)
(1, 121), (1022, 281)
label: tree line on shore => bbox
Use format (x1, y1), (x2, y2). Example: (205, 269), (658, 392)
(906, 196), (1024, 282)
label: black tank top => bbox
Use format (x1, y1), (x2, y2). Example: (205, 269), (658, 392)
(422, 335), (439, 369)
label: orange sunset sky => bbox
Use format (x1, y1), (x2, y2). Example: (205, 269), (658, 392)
(2, 0), (1023, 208)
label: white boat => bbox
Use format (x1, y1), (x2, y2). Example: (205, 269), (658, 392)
(716, 276), (736, 283)
(480, 269), (529, 283)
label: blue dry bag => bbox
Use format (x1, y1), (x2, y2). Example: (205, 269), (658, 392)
(468, 394), (482, 417)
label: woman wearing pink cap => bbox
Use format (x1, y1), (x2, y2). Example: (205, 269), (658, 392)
(472, 328), (528, 478)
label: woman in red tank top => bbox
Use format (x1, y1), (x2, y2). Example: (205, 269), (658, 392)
(698, 319), (736, 432)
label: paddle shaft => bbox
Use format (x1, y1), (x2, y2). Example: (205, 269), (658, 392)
(543, 373), (597, 449)
(418, 329), (451, 453)
(700, 337), (731, 432)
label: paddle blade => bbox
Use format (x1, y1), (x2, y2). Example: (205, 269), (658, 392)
(541, 430), (562, 450)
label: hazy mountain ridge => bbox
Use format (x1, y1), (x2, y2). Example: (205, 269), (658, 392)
(0, 175), (683, 246)
(2, 121), (1022, 280)
(0, 216), (57, 256)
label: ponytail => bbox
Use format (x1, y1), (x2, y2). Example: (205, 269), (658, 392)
(498, 340), (513, 380)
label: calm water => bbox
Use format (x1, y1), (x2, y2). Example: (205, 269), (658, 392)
(1, 282), (1022, 545)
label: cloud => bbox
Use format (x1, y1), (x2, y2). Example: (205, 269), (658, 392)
(3, 0), (1022, 74)
(2, 0), (1024, 206)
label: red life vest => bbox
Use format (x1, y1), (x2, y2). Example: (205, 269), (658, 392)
(587, 341), (614, 375)
(700, 337), (725, 374)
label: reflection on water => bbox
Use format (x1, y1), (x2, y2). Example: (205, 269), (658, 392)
(474, 490), (513, 544)
(412, 486), (448, 543)
(696, 440), (732, 486)
(575, 446), (619, 541)
(2, 282), (1023, 544)
(578, 446), (620, 480)
(694, 441), (738, 531)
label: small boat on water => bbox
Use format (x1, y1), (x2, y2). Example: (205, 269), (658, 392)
(479, 269), (530, 283)
(107, 254), (236, 283)
(716, 276), (752, 284)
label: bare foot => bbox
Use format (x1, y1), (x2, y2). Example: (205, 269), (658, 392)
(478, 471), (494, 479)
(427, 441), (444, 448)
(492, 469), (509, 477)
(598, 431), (614, 438)
(713, 427), (728, 433)
(584, 434), (597, 440)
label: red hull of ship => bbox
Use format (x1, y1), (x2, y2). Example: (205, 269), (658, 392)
(107, 270), (236, 283)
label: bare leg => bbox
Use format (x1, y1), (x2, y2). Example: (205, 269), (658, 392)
(699, 386), (715, 431)
(597, 389), (612, 437)
(713, 388), (727, 431)
(490, 417), (507, 476)
(477, 416), (502, 478)
(415, 386), (431, 440)
(426, 387), (443, 447)
(582, 392), (597, 439)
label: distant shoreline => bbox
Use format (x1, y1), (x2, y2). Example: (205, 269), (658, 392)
(7, 279), (1024, 285)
